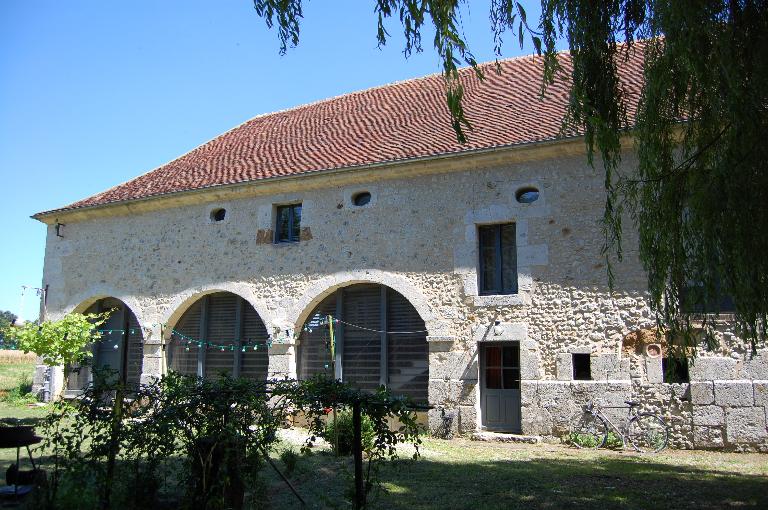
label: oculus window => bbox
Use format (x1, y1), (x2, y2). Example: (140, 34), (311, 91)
(352, 192), (371, 206)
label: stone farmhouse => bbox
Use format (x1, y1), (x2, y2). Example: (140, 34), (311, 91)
(32, 45), (768, 450)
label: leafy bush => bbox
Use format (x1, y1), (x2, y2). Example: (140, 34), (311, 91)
(568, 432), (604, 448)
(605, 432), (623, 449)
(324, 408), (376, 455)
(279, 447), (299, 475)
(31, 373), (422, 510)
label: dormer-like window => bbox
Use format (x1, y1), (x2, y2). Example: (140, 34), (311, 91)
(275, 204), (302, 243)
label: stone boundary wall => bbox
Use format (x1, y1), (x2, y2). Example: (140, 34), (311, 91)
(512, 351), (768, 451)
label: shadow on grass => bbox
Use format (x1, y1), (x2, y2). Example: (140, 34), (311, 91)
(268, 450), (768, 510)
(2, 445), (765, 509)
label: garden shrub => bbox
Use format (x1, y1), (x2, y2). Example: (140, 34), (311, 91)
(324, 408), (376, 455)
(31, 372), (422, 510)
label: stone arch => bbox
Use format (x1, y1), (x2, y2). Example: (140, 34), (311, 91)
(162, 283), (272, 380)
(62, 285), (148, 334)
(289, 270), (445, 336)
(63, 293), (146, 392)
(160, 282), (275, 337)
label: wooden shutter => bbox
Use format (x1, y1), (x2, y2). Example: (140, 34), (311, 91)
(94, 299), (125, 384)
(169, 300), (201, 376)
(341, 284), (382, 393)
(298, 294), (336, 379)
(125, 311), (144, 387)
(204, 293), (237, 379)
(386, 288), (428, 403)
(240, 303), (269, 380)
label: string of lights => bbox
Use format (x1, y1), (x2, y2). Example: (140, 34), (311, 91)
(96, 329), (138, 335)
(169, 329), (274, 352)
(302, 315), (428, 336)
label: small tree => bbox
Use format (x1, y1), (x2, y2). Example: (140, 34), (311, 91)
(7, 311), (111, 391)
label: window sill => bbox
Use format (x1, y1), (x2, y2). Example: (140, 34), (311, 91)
(472, 294), (526, 307)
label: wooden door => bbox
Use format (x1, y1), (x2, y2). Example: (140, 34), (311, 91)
(480, 342), (521, 432)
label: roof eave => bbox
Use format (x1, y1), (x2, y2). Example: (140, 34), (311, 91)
(33, 134), (602, 224)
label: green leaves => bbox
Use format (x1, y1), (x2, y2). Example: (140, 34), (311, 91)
(7, 310), (110, 367)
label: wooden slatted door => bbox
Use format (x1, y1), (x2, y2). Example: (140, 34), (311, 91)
(298, 284), (428, 403)
(240, 303), (269, 380)
(168, 292), (269, 380)
(168, 299), (201, 376)
(125, 309), (144, 386)
(297, 296), (336, 379)
(480, 342), (521, 432)
(204, 293), (237, 379)
(341, 285), (382, 393)
(386, 289), (428, 403)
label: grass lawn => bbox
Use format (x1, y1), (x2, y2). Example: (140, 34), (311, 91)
(265, 435), (768, 510)
(0, 355), (48, 473)
(0, 356), (765, 509)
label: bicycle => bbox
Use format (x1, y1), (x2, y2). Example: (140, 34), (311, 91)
(568, 400), (668, 453)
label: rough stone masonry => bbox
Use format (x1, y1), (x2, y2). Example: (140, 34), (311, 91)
(33, 143), (768, 451)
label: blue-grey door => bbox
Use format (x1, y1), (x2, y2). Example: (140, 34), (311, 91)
(480, 343), (521, 432)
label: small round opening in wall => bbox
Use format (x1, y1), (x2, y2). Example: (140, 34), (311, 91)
(210, 208), (226, 222)
(515, 187), (540, 204)
(352, 192), (372, 206)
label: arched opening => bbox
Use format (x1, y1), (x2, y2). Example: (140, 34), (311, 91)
(66, 297), (144, 393)
(166, 292), (269, 380)
(298, 283), (428, 403)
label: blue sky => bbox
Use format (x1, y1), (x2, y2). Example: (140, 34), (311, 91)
(0, 0), (548, 321)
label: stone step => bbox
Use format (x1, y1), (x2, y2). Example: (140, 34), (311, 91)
(471, 432), (541, 444)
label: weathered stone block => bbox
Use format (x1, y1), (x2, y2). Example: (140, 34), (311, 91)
(645, 357), (663, 383)
(714, 381), (754, 407)
(725, 407), (768, 443)
(591, 354), (613, 381)
(520, 348), (541, 381)
(742, 351), (768, 380)
(429, 350), (476, 380)
(690, 382), (715, 405)
(521, 406), (553, 436)
(536, 381), (570, 405)
(428, 379), (476, 405)
(458, 405), (478, 434)
(690, 357), (739, 381)
(555, 353), (572, 381)
(427, 407), (458, 436)
(141, 356), (162, 377)
(693, 426), (724, 448)
(754, 381), (768, 407)
(692, 405), (725, 427)
(520, 382), (537, 406)
(267, 354), (294, 378)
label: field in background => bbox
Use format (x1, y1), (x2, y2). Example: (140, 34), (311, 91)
(0, 351), (45, 421)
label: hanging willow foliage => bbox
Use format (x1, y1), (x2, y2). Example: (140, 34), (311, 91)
(251, 1), (768, 353)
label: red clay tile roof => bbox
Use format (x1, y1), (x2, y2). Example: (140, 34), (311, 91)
(39, 45), (644, 217)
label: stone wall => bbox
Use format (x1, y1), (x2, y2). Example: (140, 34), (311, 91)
(34, 146), (768, 450)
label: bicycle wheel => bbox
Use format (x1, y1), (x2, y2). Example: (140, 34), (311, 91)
(628, 413), (668, 453)
(568, 410), (608, 449)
